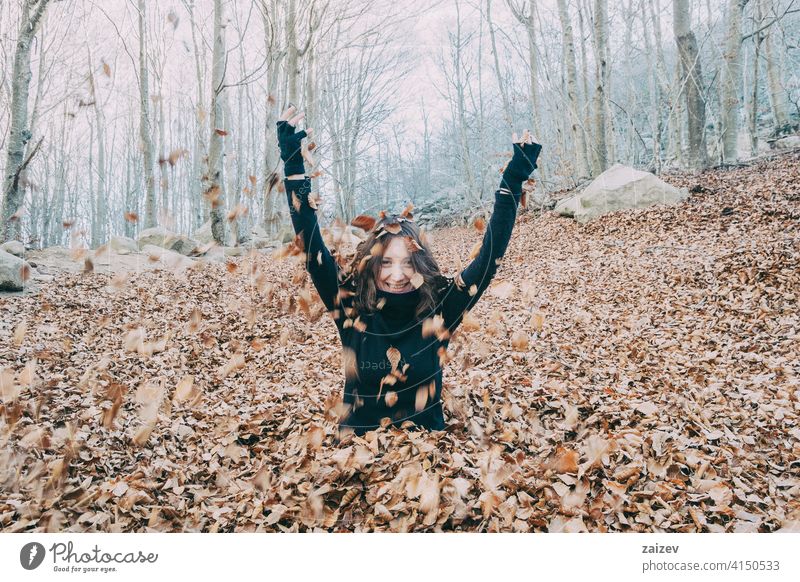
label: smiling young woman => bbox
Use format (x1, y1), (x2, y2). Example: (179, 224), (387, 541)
(276, 104), (542, 438)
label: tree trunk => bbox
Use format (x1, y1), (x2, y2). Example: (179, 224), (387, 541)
(674, 0), (709, 170)
(761, 0), (789, 133)
(487, 0), (513, 132)
(285, 0), (299, 105)
(591, 0), (609, 174)
(86, 44), (107, 246)
(186, 0), (208, 230)
(137, 0), (157, 228)
(557, 0), (589, 177)
(721, 0), (744, 163)
(260, 0), (283, 236)
(1, 0), (51, 243)
(208, 0), (227, 245)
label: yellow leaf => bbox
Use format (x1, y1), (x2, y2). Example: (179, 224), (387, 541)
(511, 330), (529, 351)
(491, 280), (515, 299)
(469, 240), (483, 260)
(173, 375), (194, 403)
(13, 321), (27, 346)
(415, 385), (428, 412)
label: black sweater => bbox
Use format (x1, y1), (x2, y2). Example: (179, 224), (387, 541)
(285, 178), (521, 436)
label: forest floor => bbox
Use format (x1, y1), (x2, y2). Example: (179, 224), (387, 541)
(1, 152), (799, 532)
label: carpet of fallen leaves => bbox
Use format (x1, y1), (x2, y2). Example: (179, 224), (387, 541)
(1, 152), (799, 533)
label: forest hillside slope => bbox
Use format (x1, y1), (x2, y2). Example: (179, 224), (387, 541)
(0, 152), (798, 532)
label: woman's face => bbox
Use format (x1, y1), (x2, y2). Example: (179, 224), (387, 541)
(376, 236), (416, 293)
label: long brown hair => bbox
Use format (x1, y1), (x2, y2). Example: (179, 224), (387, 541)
(343, 212), (446, 320)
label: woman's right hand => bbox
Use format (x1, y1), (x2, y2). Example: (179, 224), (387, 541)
(277, 105), (314, 178)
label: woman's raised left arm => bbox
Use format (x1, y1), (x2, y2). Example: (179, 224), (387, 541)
(439, 132), (542, 331)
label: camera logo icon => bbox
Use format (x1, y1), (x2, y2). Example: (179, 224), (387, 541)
(20, 542), (46, 570)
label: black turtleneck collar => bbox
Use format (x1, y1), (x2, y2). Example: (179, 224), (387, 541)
(375, 287), (421, 321)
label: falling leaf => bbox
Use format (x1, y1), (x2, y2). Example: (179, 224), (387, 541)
(410, 273), (424, 289)
(124, 211), (138, 223)
(102, 61), (111, 77)
(220, 352), (245, 377)
(469, 241), (482, 260)
(167, 9), (179, 29)
(414, 386), (429, 412)
(214, 128), (228, 136)
(1, 368), (21, 404)
(173, 376), (194, 403)
(227, 204), (249, 222)
(511, 330), (529, 350)
(530, 311), (544, 331)
(351, 215), (377, 232)
(491, 280), (515, 299)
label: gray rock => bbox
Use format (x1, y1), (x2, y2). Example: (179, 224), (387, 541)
(192, 220), (214, 244)
(107, 235), (138, 254)
(223, 246), (246, 257)
(140, 244), (197, 271)
(554, 164), (688, 223)
(0, 249), (30, 291)
(771, 135), (800, 150)
(138, 226), (199, 256)
(1, 240), (25, 257)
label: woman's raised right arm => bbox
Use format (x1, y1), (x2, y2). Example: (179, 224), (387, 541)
(284, 176), (341, 313)
(277, 107), (341, 314)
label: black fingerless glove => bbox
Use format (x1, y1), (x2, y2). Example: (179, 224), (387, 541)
(276, 119), (307, 177)
(500, 141), (542, 195)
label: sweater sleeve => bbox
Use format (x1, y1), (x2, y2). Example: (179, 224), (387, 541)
(439, 187), (520, 332)
(285, 177), (341, 313)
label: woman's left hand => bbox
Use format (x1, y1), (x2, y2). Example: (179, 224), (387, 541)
(507, 129), (542, 178)
(277, 105), (314, 178)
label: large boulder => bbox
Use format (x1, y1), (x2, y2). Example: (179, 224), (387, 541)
(249, 225), (275, 249)
(140, 244), (196, 271)
(192, 220), (214, 244)
(1, 240), (25, 257)
(770, 135), (800, 150)
(137, 226), (199, 256)
(555, 164), (688, 223)
(107, 235), (138, 254)
(0, 249), (30, 291)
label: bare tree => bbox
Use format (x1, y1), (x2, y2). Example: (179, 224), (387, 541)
(674, 0), (709, 169)
(258, 0), (285, 237)
(761, 0), (790, 132)
(557, 0), (589, 178)
(136, 0), (157, 228)
(207, 0), (227, 244)
(721, 0), (747, 164)
(1, 0), (51, 242)
(590, 0), (609, 174)
(506, 0), (544, 149)
(486, 0), (513, 132)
